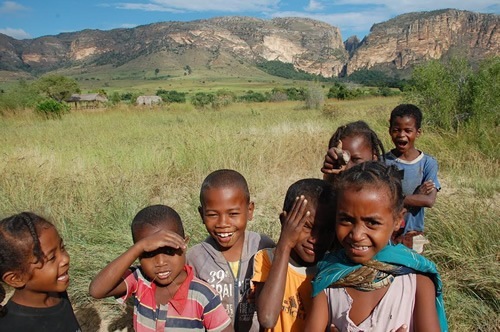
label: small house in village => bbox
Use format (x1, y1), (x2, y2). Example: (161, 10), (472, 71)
(66, 93), (108, 109)
(136, 95), (162, 106)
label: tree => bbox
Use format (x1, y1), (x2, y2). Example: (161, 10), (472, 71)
(305, 84), (325, 110)
(155, 68), (160, 77)
(35, 75), (80, 102)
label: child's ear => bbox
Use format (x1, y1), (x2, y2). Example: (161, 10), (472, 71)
(184, 236), (190, 246)
(393, 208), (406, 231)
(197, 206), (204, 222)
(416, 127), (422, 138)
(2, 271), (27, 288)
(247, 201), (255, 221)
(279, 211), (286, 224)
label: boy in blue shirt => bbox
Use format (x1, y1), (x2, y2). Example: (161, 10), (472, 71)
(384, 104), (440, 253)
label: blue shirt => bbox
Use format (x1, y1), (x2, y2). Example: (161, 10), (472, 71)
(384, 151), (440, 233)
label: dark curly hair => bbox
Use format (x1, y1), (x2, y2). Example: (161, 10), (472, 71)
(0, 212), (53, 315)
(389, 104), (423, 129)
(335, 161), (404, 217)
(328, 120), (385, 161)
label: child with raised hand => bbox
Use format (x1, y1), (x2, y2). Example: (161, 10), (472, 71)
(252, 178), (336, 332)
(306, 161), (448, 332)
(89, 204), (232, 332)
(384, 104), (440, 253)
(0, 212), (81, 332)
(321, 120), (385, 184)
(187, 169), (275, 332)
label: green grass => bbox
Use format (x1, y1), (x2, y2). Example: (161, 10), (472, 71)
(0, 96), (498, 330)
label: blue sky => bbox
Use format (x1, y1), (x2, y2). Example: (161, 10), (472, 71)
(1, 0), (499, 41)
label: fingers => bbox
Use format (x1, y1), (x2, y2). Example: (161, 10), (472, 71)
(142, 230), (187, 252)
(330, 324), (340, 332)
(390, 324), (408, 332)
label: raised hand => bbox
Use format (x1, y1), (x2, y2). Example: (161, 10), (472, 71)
(138, 230), (187, 254)
(278, 195), (310, 249)
(321, 140), (351, 175)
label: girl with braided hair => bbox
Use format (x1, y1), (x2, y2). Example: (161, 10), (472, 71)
(0, 212), (81, 331)
(321, 120), (386, 185)
(306, 161), (447, 332)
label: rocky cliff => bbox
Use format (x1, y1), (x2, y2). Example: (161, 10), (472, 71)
(0, 16), (347, 77)
(345, 9), (499, 75)
(0, 9), (498, 79)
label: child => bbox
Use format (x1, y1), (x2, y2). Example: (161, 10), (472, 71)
(187, 169), (275, 332)
(384, 104), (440, 252)
(89, 204), (232, 332)
(252, 178), (336, 332)
(306, 161), (448, 332)
(0, 212), (81, 332)
(321, 120), (385, 184)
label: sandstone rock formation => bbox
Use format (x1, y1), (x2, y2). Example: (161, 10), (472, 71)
(345, 9), (499, 75)
(0, 9), (498, 79)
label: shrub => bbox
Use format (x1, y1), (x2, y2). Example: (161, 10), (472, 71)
(35, 99), (70, 119)
(191, 92), (214, 109)
(305, 85), (325, 110)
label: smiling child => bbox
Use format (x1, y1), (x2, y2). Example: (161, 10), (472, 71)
(89, 204), (232, 332)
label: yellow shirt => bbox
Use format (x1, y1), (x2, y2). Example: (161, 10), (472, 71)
(252, 248), (316, 332)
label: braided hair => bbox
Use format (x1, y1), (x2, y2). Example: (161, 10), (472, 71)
(0, 212), (53, 315)
(335, 161), (404, 217)
(328, 121), (385, 161)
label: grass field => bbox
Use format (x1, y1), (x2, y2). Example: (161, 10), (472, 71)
(0, 96), (498, 331)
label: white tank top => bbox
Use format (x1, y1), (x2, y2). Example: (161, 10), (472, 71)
(325, 274), (417, 332)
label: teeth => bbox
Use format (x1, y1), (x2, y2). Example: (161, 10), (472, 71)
(217, 232), (233, 238)
(158, 271), (171, 278)
(57, 274), (68, 281)
(351, 244), (369, 251)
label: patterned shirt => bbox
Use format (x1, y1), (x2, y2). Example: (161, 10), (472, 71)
(118, 264), (231, 332)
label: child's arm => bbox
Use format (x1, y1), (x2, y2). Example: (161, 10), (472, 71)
(413, 274), (440, 332)
(304, 291), (329, 331)
(404, 180), (438, 208)
(254, 196), (310, 328)
(89, 230), (186, 299)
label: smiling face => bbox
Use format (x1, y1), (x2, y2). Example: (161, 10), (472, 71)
(199, 186), (254, 261)
(341, 135), (377, 169)
(290, 200), (336, 266)
(135, 223), (186, 287)
(389, 115), (421, 157)
(22, 226), (70, 295)
(336, 186), (403, 264)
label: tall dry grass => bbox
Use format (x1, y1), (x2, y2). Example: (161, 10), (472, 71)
(0, 97), (498, 331)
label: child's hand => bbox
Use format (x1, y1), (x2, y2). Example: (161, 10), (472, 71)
(138, 230), (187, 254)
(415, 180), (436, 195)
(321, 140), (350, 175)
(278, 196), (309, 249)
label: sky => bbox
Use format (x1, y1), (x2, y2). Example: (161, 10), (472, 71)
(1, 0), (499, 41)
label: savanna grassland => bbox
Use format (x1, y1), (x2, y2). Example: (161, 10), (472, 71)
(0, 96), (498, 331)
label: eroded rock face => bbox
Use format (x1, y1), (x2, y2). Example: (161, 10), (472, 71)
(0, 16), (347, 76)
(0, 10), (497, 78)
(346, 9), (499, 75)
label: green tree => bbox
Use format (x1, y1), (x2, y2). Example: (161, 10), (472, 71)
(155, 68), (160, 77)
(35, 99), (70, 119)
(35, 75), (80, 102)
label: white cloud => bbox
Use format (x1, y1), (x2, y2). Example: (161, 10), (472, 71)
(117, 0), (280, 12)
(305, 0), (324, 11)
(272, 9), (387, 37)
(331, 0), (499, 15)
(0, 1), (28, 14)
(0, 27), (31, 39)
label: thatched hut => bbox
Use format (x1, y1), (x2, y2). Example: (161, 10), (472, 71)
(67, 93), (108, 109)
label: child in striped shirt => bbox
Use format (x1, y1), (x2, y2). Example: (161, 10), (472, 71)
(89, 204), (232, 332)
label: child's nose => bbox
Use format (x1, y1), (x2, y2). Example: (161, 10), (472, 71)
(154, 254), (168, 266)
(217, 214), (230, 227)
(350, 224), (365, 241)
(60, 250), (70, 266)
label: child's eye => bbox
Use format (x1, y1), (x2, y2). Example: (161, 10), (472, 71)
(229, 212), (240, 217)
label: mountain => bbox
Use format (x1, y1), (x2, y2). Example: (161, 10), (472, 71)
(0, 9), (498, 80)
